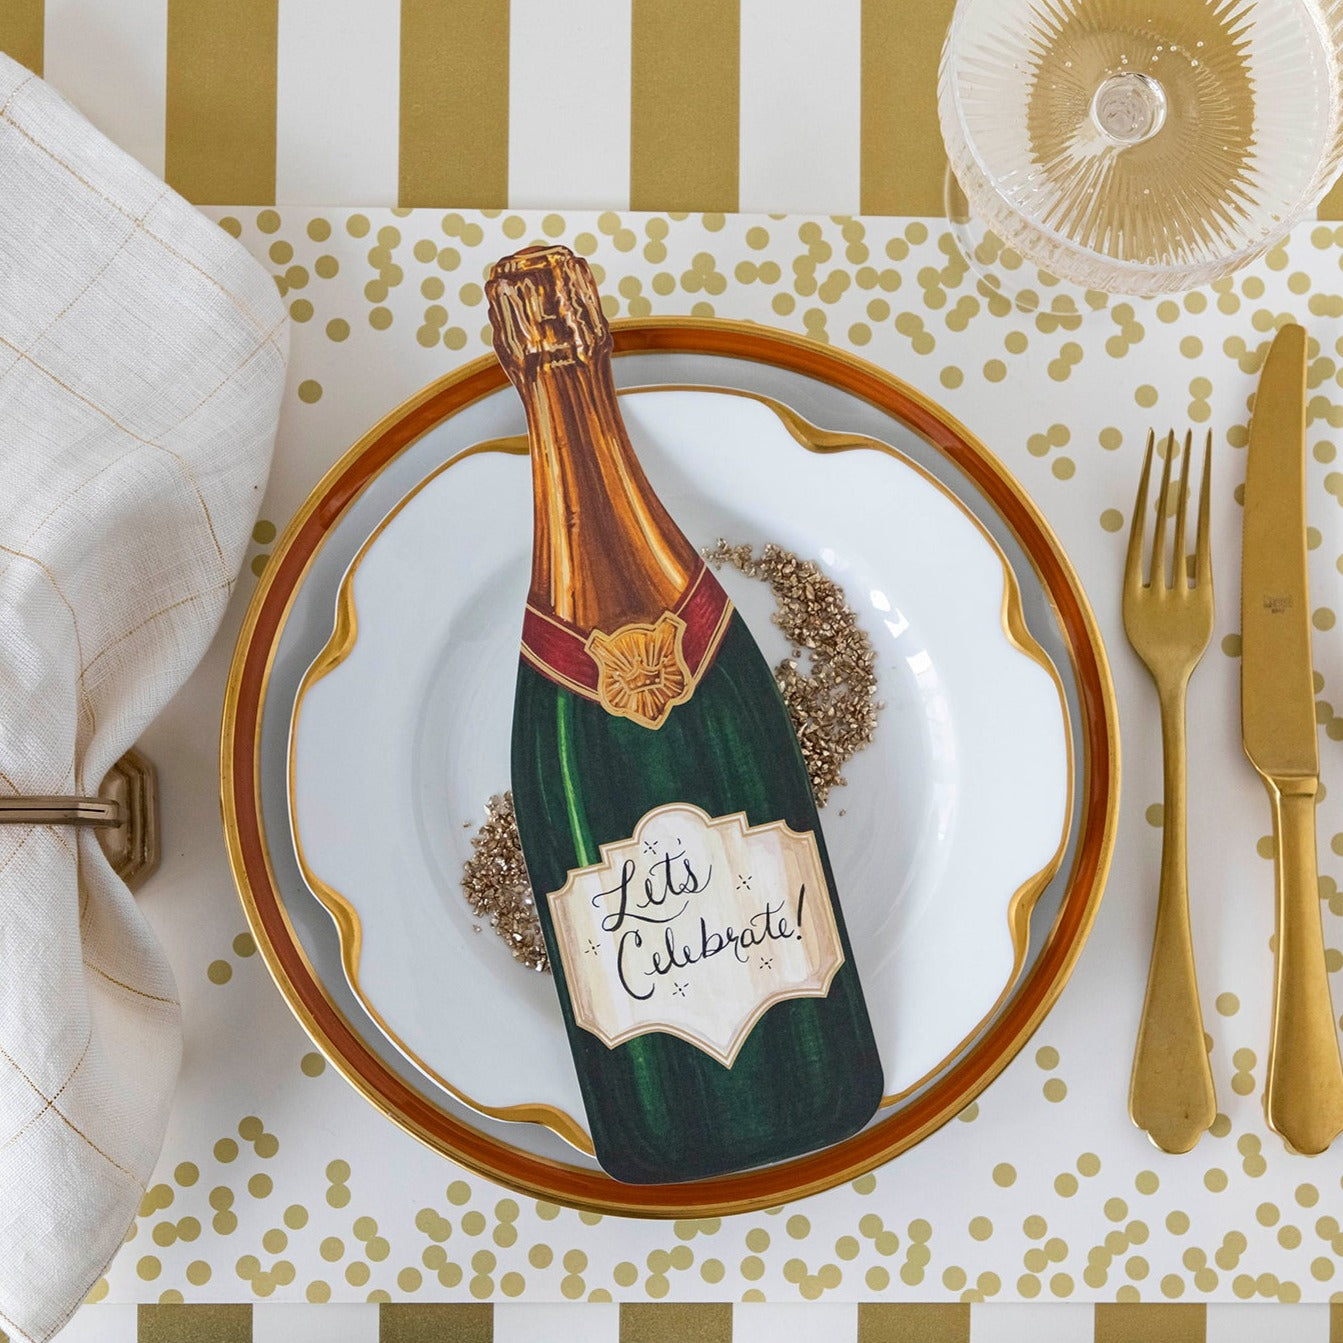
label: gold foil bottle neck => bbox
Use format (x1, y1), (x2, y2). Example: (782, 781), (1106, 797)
(487, 242), (699, 634)
(487, 245), (611, 378)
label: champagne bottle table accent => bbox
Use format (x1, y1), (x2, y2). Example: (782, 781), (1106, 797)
(488, 246), (882, 1182)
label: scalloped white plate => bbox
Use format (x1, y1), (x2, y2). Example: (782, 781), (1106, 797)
(288, 388), (1071, 1151)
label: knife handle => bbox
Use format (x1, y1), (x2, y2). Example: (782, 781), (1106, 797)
(1130, 686), (1216, 1153)
(1265, 778), (1343, 1154)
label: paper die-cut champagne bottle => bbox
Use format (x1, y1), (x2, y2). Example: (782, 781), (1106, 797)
(488, 246), (883, 1184)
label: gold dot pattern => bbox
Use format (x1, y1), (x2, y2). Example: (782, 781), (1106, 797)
(123, 207), (1343, 1312)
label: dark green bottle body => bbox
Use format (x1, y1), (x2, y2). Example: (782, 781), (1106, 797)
(512, 613), (884, 1185)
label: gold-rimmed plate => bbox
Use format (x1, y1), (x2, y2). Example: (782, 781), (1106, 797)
(222, 319), (1119, 1216)
(286, 385), (1073, 1156)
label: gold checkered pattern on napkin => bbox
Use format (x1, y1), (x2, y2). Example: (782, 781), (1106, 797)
(0, 52), (286, 1343)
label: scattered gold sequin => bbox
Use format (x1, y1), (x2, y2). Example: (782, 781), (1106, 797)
(461, 792), (548, 972)
(704, 542), (880, 807)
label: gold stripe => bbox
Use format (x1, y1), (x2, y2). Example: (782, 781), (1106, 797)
(165, 0), (277, 204)
(1318, 174), (1343, 220)
(1332, 1300), (1343, 1343)
(1095, 1303), (1206, 1343)
(630, 0), (739, 212)
(399, 0), (510, 208)
(381, 1302), (493, 1343)
(139, 1304), (252, 1343)
(0, 0), (42, 75)
(860, 0), (956, 215)
(619, 1302), (732, 1343)
(857, 1303), (970, 1343)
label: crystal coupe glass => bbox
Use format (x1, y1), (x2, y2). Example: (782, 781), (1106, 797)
(939, 0), (1343, 297)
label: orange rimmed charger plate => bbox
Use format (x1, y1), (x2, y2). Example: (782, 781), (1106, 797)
(221, 318), (1119, 1217)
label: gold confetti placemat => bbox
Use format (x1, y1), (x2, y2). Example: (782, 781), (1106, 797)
(78, 210), (1343, 1332)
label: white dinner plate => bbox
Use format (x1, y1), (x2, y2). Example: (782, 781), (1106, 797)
(224, 320), (1118, 1212)
(288, 387), (1071, 1151)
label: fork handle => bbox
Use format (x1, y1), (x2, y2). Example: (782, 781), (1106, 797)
(1130, 685), (1217, 1153)
(1264, 778), (1343, 1154)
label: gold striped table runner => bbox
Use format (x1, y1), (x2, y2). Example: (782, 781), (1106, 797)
(5, 0), (1342, 217)
(29, 1300), (1343, 1342)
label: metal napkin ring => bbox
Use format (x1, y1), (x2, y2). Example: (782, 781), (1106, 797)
(0, 749), (159, 889)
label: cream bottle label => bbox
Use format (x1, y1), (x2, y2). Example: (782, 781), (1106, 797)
(547, 802), (845, 1066)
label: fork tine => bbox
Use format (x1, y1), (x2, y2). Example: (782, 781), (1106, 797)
(1151, 430), (1176, 588)
(1126, 430), (1155, 593)
(1195, 430), (1212, 584)
(1172, 429), (1193, 588)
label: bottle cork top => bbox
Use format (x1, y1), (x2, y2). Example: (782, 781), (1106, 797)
(486, 245), (611, 378)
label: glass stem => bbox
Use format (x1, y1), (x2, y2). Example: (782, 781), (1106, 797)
(1090, 72), (1167, 147)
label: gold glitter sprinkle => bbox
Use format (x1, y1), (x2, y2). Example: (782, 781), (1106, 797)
(461, 792), (549, 973)
(702, 540), (880, 806)
(462, 543), (881, 972)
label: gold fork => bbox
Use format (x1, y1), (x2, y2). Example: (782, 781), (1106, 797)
(1123, 428), (1217, 1153)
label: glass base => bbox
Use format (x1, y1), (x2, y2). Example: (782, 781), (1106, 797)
(944, 167), (1112, 326)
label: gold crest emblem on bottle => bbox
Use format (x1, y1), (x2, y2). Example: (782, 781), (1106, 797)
(586, 612), (693, 729)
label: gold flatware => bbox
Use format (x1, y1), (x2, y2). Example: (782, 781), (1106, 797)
(1242, 321), (1343, 1154)
(1124, 428), (1217, 1153)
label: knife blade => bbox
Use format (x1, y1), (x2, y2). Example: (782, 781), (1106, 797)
(1242, 321), (1343, 1153)
(1243, 323), (1317, 780)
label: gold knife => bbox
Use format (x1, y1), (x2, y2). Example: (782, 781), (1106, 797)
(1242, 322), (1343, 1154)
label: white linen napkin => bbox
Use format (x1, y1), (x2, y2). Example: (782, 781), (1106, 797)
(0, 53), (287, 1342)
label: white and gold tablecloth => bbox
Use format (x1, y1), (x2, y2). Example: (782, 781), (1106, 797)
(10, 7), (1343, 1343)
(9, 205), (1330, 1343)
(3, 0), (1343, 223)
